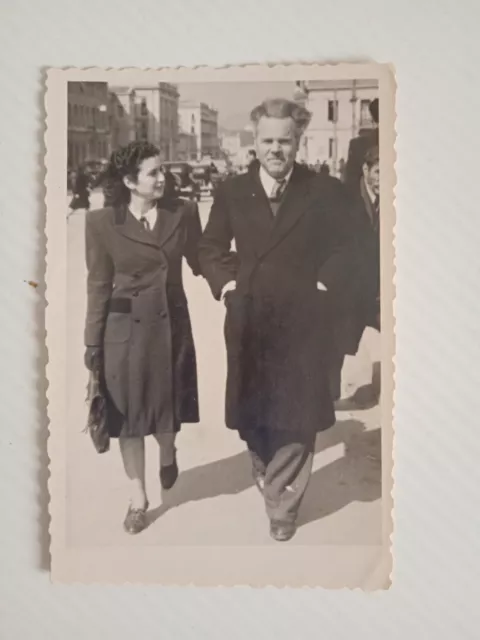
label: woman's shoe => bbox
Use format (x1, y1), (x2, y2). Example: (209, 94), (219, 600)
(160, 451), (178, 490)
(123, 500), (149, 535)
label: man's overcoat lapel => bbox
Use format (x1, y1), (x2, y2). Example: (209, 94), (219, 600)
(240, 163), (313, 259)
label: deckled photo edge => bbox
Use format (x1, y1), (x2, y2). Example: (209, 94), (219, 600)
(45, 62), (395, 588)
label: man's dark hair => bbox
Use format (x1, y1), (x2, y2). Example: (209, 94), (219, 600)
(364, 145), (379, 168)
(369, 98), (379, 124)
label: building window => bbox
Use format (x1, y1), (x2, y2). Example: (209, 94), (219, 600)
(327, 100), (338, 122)
(141, 98), (148, 116)
(360, 99), (372, 126)
(328, 138), (335, 158)
(191, 114), (195, 134)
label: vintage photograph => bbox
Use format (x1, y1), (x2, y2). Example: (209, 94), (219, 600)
(46, 64), (395, 586)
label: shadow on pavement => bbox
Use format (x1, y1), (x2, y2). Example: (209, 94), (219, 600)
(334, 361), (381, 411)
(146, 418), (381, 531)
(298, 419), (382, 528)
(146, 449), (253, 528)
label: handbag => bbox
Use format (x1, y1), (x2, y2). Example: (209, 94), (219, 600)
(84, 367), (110, 454)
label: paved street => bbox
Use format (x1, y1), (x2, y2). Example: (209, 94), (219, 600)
(66, 193), (382, 547)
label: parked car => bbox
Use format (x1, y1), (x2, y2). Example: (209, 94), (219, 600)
(162, 162), (200, 202)
(191, 162), (229, 198)
(191, 165), (213, 198)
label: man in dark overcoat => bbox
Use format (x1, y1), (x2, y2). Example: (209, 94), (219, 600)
(198, 98), (354, 541)
(329, 145), (381, 401)
(344, 98), (379, 196)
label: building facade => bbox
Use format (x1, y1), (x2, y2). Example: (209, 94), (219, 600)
(177, 131), (198, 162)
(67, 81), (110, 170)
(179, 101), (219, 160)
(108, 83), (179, 160)
(220, 129), (254, 168)
(294, 79), (379, 173)
(108, 87), (136, 150)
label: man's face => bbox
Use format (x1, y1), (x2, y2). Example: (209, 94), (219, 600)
(363, 161), (380, 196)
(254, 116), (299, 179)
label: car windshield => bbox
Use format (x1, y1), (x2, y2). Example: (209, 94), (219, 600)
(164, 164), (190, 174)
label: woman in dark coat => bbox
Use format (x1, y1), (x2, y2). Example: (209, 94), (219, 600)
(84, 141), (202, 534)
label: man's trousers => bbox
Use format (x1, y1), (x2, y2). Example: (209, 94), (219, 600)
(241, 428), (315, 524)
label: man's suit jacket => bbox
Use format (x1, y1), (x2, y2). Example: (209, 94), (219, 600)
(198, 163), (354, 436)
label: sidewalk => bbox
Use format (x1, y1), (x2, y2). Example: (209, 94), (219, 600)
(65, 204), (382, 547)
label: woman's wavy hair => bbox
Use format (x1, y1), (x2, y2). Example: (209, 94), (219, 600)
(250, 98), (312, 140)
(101, 141), (160, 207)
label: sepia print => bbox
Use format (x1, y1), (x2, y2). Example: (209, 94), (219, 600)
(45, 63), (395, 587)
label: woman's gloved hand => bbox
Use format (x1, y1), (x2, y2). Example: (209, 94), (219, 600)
(84, 346), (103, 371)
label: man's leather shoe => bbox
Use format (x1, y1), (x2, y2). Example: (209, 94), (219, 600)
(160, 452), (179, 490)
(270, 520), (297, 542)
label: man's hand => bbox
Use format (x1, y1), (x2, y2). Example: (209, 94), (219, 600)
(317, 282), (328, 291)
(221, 280), (236, 300)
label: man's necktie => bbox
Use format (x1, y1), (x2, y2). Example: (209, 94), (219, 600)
(269, 179), (287, 202)
(373, 195), (380, 228)
(140, 215), (151, 232)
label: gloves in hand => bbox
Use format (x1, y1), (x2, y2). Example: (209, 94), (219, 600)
(84, 346), (103, 372)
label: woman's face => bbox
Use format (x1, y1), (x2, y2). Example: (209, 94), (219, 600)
(125, 155), (165, 200)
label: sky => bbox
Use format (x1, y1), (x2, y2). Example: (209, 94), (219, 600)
(175, 81), (298, 131)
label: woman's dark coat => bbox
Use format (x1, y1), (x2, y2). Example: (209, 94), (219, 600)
(84, 198), (202, 438)
(198, 163), (354, 438)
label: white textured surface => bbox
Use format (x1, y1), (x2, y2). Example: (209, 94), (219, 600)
(1, 0), (480, 637)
